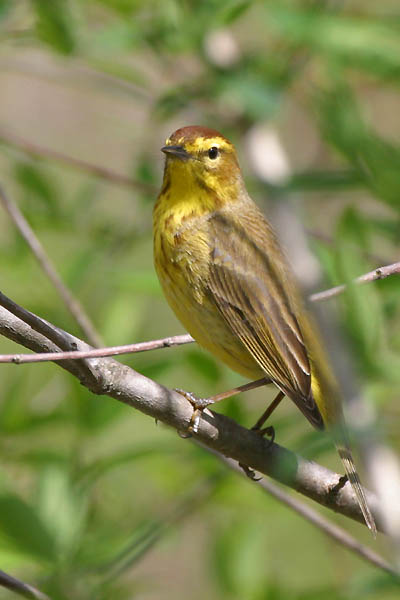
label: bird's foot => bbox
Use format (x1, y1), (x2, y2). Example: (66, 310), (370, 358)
(239, 424), (276, 481)
(255, 424), (275, 447)
(174, 388), (214, 434)
(328, 474), (349, 500)
(239, 463), (262, 481)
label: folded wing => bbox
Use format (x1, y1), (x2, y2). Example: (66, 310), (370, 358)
(207, 210), (323, 429)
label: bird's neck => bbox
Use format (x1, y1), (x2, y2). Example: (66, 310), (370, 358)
(155, 161), (245, 224)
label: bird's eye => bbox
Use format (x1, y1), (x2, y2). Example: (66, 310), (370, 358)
(208, 146), (219, 160)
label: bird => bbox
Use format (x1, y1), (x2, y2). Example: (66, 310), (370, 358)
(153, 125), (376, 534)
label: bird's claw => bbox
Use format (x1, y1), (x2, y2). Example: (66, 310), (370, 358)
(239, 424), (276, 481)
(256, 425), (275, 448)
(239, 462), (262, 481)
(328, 474), (349, 500)
(174, 388), (214, 434)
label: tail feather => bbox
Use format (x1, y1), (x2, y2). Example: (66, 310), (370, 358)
(337, 444), (377, 536)
(296, 301), (376, 534)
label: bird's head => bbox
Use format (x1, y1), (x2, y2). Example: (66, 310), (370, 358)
(161, 126), (243, 200)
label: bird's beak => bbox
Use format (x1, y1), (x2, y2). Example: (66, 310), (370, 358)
(161, 145), (191, 160)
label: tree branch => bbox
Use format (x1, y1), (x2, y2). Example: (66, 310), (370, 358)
(219, 455), (396, 576)
(0, 568), (50, 600)
(0, 298), (382, 532)
(0, 334), (194, 364)
(309, 262), (400, 302)
(0, 128), (155, 192)
(0, 291), (98, 387)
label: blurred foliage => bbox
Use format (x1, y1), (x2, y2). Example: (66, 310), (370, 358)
(0, 0), (400, 599)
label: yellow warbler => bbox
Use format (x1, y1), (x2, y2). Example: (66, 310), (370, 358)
(153, 125), (376, 534)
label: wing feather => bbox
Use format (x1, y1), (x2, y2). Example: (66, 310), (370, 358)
(207, 209), (323, 429)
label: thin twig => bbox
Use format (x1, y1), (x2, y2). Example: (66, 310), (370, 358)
(219, 455), (397, 576)
(309, 262), (400, 302)
(0, 301), (383, 531)
(0, 184), (103, 347)
(0, 128), (155, 192)
(0, 260), (398, 365)
(0, 291), (97, 387)
(0, 568), (50, 600)
(0, 334), (194, 363)
(0, 56), (152, 102)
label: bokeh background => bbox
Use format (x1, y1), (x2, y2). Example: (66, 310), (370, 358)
(1, 1), (400, 599)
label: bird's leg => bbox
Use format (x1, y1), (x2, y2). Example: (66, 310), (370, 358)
(174, 377), (271, 434)
(209, 377), (272, 404)
(239, 390), (285, 481)
(250, 390), (285, 438)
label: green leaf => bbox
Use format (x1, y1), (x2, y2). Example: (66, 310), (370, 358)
(216, 71), (281, 119)
(335, 208), (386, 373)
(282, 169), (362, 193)
(9, 449), (68, 468)
(311, 240), (339, 288)
(0, 0), (12, 20)
(350, 571), (400, 596)
(89, 22), (139, 54)
(365, 216), (400, 242)
(154, 85), (194, 120)
(0, 494), (55, 561)
(217, 0), (251, 25)
(316, 84), (367, 165)
(32, 0), (75, 54)
(135, 157), (156, 184)
(317, 84), (400, 211)
(80, 445), (173, 486)
(213, 519), (271, 596)
(14, 162), (59, 218)
(36, 465), (87, 559)
(94, 0), (139, 17)
(268, 5), (400, 81)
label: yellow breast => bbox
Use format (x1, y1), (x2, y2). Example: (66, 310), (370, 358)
(153, 197), (264, 380)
